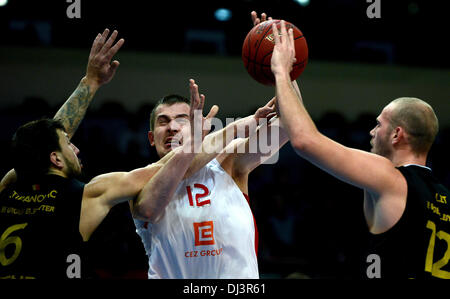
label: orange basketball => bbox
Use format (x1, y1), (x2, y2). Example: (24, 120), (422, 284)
(242, 19), (308, 85)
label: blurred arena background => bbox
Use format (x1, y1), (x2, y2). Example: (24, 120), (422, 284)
(0, 0), (449, 278)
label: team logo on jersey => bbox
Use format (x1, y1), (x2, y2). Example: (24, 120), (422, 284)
(194, 221), (215, 246)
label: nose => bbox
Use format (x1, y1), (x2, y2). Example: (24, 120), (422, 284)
(168, 119), (181, 132)
(369, 127), (376, 137)
(71, 143), (80, 155)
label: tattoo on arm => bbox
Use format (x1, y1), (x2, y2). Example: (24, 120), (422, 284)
(53, 79), (95, 139)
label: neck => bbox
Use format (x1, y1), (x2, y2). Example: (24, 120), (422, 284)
(47, 168), (68, 178)
(390, 148), (427, 167)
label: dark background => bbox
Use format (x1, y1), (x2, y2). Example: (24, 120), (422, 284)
(1, 0), (449, 66)
(0, 0), (449, 278)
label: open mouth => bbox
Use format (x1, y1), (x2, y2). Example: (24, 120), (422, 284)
(165, 137), (182, 148)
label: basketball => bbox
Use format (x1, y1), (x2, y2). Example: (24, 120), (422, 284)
(242, 20), (308, 86)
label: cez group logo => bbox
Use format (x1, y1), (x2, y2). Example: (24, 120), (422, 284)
(194, 221), (215, 246)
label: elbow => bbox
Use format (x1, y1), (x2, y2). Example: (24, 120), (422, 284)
(290, 133), (310, 153)
(289, 130), (320, 156)
(290, 136), (305, 152)
(132, 202), (156, 223)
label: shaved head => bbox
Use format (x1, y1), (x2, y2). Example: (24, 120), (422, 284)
(386, 97), (438, 154)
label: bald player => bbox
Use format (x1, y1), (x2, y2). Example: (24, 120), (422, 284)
(271, 20), (449, 279)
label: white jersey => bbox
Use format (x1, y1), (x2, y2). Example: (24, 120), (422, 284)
(134, 159), (259, 279)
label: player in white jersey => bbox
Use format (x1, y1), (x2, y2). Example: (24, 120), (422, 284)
(129, 74), (301, 278)
(135, 159), (258, 278)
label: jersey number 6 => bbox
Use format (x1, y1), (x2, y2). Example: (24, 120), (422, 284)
(0, 223), (28, 266)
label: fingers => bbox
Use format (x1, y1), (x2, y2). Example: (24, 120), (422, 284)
(266, 97), (276, 108)
(267, 112), (278, 122)
(189, 79), (199, 101)
(251, 11), (272, 27)
(263, 105), (276, 115)
(110, 60), (120, 73)
(206, 105), (219, 120)
(90, 28), (124, 60)
(100, 30), (118, 55)
(189, 79), (202, 111)
(287, 24), (294, 49)
(92, 28), (110, 56)
(273, 20), (294, 47)
(99, 28), (109, 44)
(261, 13), (267, 22)
(89, 33), (102, 58)
(199, 94), (205, 112)
(279, 20), (288, 42)
(105, 37), (125, 62)
(272, 23), (281, 45)
(251, 11), (259, 26)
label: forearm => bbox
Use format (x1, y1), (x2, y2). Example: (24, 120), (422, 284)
(152, 115), (260, 180)
(202, 115), (256, 154)
(291, 80), (303, 104)
(133, 149), (195, 222)
(53, 76), (99, 140)
(229, 117), (289, 174)
(183, 115), (258, 177)
(275, 73), (318, 151)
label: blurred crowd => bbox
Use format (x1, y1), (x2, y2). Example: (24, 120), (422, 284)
(1, 96), (449, 279)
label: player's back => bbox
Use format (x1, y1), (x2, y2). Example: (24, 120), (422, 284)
(364, 165), (450, 279)
(0, 174), (85, 279)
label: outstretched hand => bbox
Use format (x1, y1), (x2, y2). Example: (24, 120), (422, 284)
(271, 20), (296, 78)
(86, 29), (125, 88)
(254, 97), (277, 123)
(189, 79), (219, 141)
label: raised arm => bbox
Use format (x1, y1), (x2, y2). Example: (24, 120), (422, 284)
(216, 11), (293, 175)
(227, 115), (289, 176)
(54, 29), (124, 139)
(271, 21), (404, 197)
(184, 95), (278, 178)
(0, 29), (124, 191)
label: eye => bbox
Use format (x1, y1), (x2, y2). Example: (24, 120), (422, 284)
(157, 118), (169, 126)
(175, 117), (189, 124)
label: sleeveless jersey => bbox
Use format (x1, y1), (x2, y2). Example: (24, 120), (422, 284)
(363, 165), (450, 279)
(0, 174), (85, 279)
(134, 159), (259, 278)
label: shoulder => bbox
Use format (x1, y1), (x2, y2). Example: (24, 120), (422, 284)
(0, 169), (17, 193)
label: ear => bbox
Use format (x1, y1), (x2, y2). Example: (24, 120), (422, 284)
(49, 151), (64, 169)
(148, 131), (155, 147)
(391, 127), (405, 145)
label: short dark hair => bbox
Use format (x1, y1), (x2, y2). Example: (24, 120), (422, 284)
(11, 118), (65, 179)
(149, 94), (190, 131)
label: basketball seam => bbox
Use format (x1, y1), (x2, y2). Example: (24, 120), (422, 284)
(253, 21), (277, 81)
(260, 35), (305, 64)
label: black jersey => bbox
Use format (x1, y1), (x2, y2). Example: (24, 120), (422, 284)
(363, 165), (450, 279)
(0, 174), (85, 279)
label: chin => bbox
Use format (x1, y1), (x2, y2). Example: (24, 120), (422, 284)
(157, 148), (172, 158)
